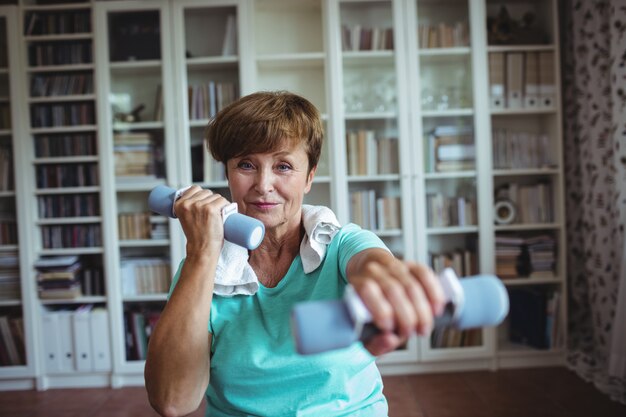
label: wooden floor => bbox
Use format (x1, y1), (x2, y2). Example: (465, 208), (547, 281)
(0, 367), (624, 417)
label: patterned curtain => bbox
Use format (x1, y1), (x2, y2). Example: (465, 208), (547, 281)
(561, 0), (626, 404)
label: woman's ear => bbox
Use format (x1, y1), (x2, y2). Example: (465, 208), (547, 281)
(304, 165), (317, 193)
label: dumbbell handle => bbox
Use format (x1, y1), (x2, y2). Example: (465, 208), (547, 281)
(148, 185), (265, 250)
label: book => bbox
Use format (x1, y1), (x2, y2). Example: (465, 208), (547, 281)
(222, 15), (237, 56)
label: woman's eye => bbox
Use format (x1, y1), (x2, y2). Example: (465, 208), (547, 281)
(238, 161), (254, 169)
(277, 163), (292, 172)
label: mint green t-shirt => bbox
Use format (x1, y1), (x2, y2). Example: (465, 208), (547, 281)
(170, 223), (389, 417)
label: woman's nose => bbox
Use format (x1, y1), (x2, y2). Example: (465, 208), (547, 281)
(253, 169), (274, 194)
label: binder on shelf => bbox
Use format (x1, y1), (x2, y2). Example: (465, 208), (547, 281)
(72, 310), (93, 371)
(523, 52), (539, 108)
(56, 311), (75, 372)
(506, 53), (524, 109)
(538, 52), (555, 108)
(488, 52), (505, 109)
(41, 312), (62, 373)
(90, 309), (111, 371)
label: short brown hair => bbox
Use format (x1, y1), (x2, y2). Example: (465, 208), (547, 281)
(205, 91), (323, 173)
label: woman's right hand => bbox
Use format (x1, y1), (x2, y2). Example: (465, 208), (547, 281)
(173, 185), (230, 257)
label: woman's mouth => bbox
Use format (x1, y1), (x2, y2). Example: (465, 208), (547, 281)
(251, 202), (278, 210)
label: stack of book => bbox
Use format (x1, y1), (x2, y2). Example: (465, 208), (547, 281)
(35, 255), (82, 299)
(113, 132), (155, 180)
(495, 235), (525, 279)
(0, 251), (20, 300)
(426, 125), (474, 173)
(526, 235), (556, 278)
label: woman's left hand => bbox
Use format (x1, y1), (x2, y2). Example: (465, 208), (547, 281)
(346, 249), (446, 356)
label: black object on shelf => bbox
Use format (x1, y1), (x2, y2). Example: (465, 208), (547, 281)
(108, 11), (161, 62)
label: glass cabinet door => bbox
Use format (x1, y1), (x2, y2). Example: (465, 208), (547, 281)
(251, 0), (331, 208)
(411, 0), (486, 359)
(336, 0), (417, 363)
(0, 9), (26, 370)
(96, 0), (177, 369)
(173, 0), (242, 198)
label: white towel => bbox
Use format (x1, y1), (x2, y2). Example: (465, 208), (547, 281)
(213, 204), (341, 297)
(300, 204), (341, 273)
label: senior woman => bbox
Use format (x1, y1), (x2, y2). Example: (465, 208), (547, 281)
(145, 91), (445, 417)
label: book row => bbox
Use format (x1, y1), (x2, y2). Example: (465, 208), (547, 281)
(349, 191), (401, 231)
(120, 257), (171, 296)
(28, 42), (93, 67)
(346, 130), (399, 176)
(0, 251), (20, 300)
(24, 10), (91, 36)
(36, 163), (99, 188)
(34, 133), (97, 157)
(0, 146), (14, 191)
(30, 73), (94, 97)
(429, 248), (478, 278)
(118, 212), (152, 240)
(187, 81), (238, 121)
(431, 327), (482, 349)
(492, 129), (556, 170)
(509, 288), (562, 349)
(0, 220), (17, 246)
(41, 224), (102, 249)
(0, 104), (10, 130)
(0, 315), (25, 367)
(426, 193), (477, 228)
(124, 308), (161, 361)
(38, 194), (100, 219)
(31, 102), (95, 128)
(418, 22), (469, 49)
(341, 25), (394, 51)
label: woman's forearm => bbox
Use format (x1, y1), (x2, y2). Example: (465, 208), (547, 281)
(145, 254), (217, 417)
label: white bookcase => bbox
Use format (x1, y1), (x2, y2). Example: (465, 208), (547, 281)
(0, 0), (567, 390)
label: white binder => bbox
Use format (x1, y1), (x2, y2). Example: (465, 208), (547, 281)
(72, 311), (93, 371)
(56, 311), (75, 372)
(90, 309), (112, 371)
(506, 53), (524, 109)
(539, 52), (556, 108)
(41, 312), (62, 373)
(488, 52), (506, 109)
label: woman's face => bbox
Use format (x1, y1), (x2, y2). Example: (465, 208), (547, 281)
(226, 141), (316, 234)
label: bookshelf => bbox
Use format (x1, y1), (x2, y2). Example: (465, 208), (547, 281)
(485, 0), (567, 366)
(1, 0), (566, 390)
(16, 0), (115, 390)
